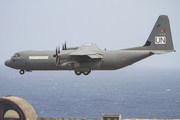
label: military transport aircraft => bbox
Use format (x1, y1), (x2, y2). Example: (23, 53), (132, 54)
(5, 15), (175, 75)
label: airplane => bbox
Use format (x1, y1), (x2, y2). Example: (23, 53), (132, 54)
(5, 15), (175, 75)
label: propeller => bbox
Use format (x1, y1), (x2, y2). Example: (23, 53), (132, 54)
(53, 47), (58, 57)
(62, 44), (64, 50)
(53, 46), (61, 66)
(64, 41), (67, 50)
(58, 45), (60, 54)
(53, 42), (67, 67)
(62, 41), (67, 50)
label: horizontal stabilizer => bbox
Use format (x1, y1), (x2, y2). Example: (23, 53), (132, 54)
(150, 50), (175, 54)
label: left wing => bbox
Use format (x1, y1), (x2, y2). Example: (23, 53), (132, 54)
(69, 43), (102, 59)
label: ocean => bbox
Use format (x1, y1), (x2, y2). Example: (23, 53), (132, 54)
(0, 65), (180, 119)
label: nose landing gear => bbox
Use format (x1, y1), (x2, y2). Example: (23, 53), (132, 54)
(19, 70), (25, 75)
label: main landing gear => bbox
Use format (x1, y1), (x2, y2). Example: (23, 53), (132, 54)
(19, 69), (25, 75)
(75, 71), (91, 75)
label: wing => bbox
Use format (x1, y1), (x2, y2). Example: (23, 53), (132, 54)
(69, 43), (102, 59)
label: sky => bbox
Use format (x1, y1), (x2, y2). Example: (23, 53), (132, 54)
(0, 0), (180, 69)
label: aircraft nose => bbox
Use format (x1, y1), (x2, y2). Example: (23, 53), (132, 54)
(5, 60), (11, 67)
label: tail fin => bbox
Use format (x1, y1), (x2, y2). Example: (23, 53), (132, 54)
(144, 15), (174, 51)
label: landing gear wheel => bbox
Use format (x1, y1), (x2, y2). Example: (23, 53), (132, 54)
(19, 70), (25, 75)
(75, 71), (82, 75)
(83, 71), (91, 75)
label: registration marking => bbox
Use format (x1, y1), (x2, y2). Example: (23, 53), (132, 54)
(29, 56), (49, 59)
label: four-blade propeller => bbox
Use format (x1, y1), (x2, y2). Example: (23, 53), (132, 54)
(53, 42), (67, 66)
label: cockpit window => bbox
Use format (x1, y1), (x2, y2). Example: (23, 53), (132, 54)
(13, 53), (20, 58)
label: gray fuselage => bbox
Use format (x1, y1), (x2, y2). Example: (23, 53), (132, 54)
(5, 49), (153, 71)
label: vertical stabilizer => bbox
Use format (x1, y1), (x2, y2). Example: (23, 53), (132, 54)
(144, 15), (174, 51)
